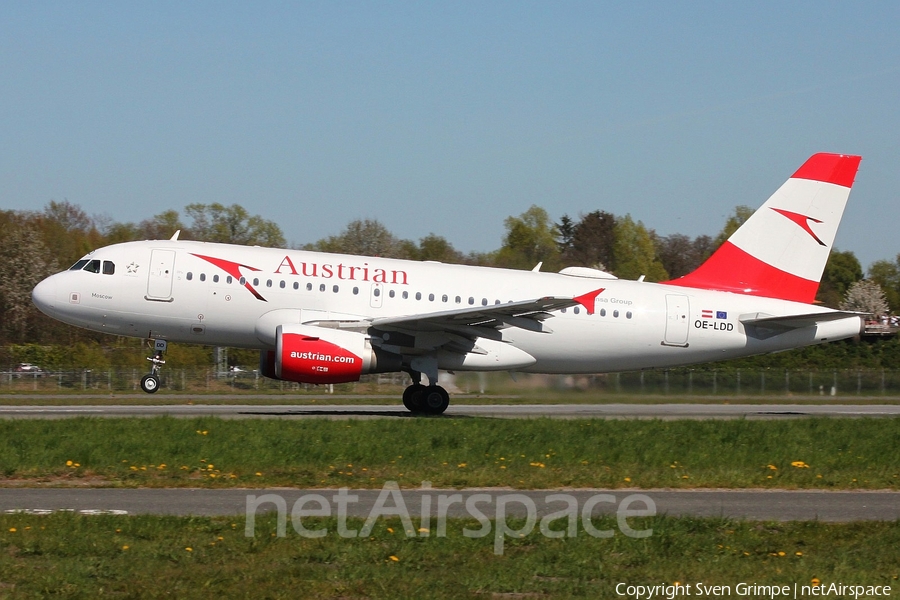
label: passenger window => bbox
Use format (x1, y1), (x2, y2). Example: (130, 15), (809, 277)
(389, 290), (395, 298)
(455, 296), (461, 304)
(354, 287), (360, 295)
(561, 308), (567, 313)
(574, 307), (580, 314)
(307, 283), (313, 291)
(319, 284), (326, 292)
(253, 278), (260, 286)
(239, 277), (246, 285)
(186, 272), (193, 281)
(402, 291), (408, 299)
(600, 308), (606, 317)
(626, 311), (633, 319)
(293, 282), (299, 290)
(70, 260), (89, 271)
(266, 279), (272, 288)
(227, 276), (233, 284)
(333, 285), (339, 293)
(213, 275), (220, 283)
(468, 297), (475, 305)
(200, 273), (206, 282)
(428, 293), (435, 301)
(442, 295), (448, 302)
(416, 292), (422, 300)
(481, 298), (488, 306)
(280, 280), (285, 289)
(102, 261), (115, 275)
(613, 310), (619, 318)
(84, 260), (101, 274)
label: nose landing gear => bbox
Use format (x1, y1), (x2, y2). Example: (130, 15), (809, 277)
(140, 339), (167, 394)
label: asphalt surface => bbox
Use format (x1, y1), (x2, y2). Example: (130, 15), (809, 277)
(2, 403), (900, 419)
(1, 488), (898, 521)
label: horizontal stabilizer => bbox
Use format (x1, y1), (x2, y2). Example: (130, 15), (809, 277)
(740, 311), (866, 331)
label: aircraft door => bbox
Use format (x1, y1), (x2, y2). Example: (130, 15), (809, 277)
(370, 283), (384, 309)
(663, 294), (690, 347)
(146, 249), (176, 301)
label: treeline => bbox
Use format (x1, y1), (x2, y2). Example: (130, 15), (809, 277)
(2, 201), (899, 368)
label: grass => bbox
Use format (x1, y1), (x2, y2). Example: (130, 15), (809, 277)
(0, 513), (897, 599)
(1, 417), (899, 489)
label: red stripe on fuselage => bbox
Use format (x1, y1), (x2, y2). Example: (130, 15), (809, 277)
(664, 241), (819, 303)
(191, 253), (267, 301)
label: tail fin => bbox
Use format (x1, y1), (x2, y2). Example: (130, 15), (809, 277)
(665, 153), (862, 303)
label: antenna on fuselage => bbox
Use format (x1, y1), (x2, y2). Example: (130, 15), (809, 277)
(170, 230), (181, 241)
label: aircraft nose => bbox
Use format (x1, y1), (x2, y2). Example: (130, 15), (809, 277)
(32, 276), (58, 316)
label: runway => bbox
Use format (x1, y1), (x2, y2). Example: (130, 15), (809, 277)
(1, 403), (900, 419)
(1, 488), (898, 521)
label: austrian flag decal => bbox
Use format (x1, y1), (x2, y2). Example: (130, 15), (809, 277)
(701, 310), (727, 320)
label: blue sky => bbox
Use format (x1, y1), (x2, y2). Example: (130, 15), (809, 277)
(2, 2), (898, 268)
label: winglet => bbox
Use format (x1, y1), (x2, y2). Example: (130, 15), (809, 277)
(573, 288), (605, 315)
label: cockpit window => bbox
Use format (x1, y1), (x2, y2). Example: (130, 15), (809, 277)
(102, 261), (115, 275)
(83, 260), (101, 273)
(69, 260), (89, 271)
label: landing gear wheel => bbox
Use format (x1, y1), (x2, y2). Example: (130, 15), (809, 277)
(140, 374), (160, 394)
(402, 384), (427, 412)
(421, 385), (450, 415)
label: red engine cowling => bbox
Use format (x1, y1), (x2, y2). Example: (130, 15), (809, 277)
(259, 324), (399, 384)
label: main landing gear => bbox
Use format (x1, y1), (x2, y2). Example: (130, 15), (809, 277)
(402, 384), (450, 415)
(401, 368), (450, 415)
(140, 340), (167, 394)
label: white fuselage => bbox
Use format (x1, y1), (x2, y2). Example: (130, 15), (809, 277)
(31, 239), (862, 374)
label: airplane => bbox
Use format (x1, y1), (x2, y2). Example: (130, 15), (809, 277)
(32, 153), (864, 414)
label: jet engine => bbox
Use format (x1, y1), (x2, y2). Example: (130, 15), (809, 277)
(259, 323), (400, 384)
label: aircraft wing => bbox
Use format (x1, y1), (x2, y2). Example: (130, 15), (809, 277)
(370, 297), (561, 334)
(740, 310), (866, 331)
(301, 288), (605, 353)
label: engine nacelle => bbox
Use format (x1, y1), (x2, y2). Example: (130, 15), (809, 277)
(260, 324), (400, 384)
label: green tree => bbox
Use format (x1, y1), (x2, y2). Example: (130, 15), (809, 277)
(101, 221), (140, 245)
(0, 220), (58, 343)
(558, 210), (617, 271)
(496, 205), (561, 271)
(412, 234), (465, 263)
(36, 201), (103, 268)
(654, 233), (715, 279)
(307, 218), (409, 258)
(184, 203), (285, 247)
(138, 209), (187, 240)
(713, 205), (755, 247)
(612, 215), (668, 281)
(868, 255), (900, 312)
(816, 249), (863, 308)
